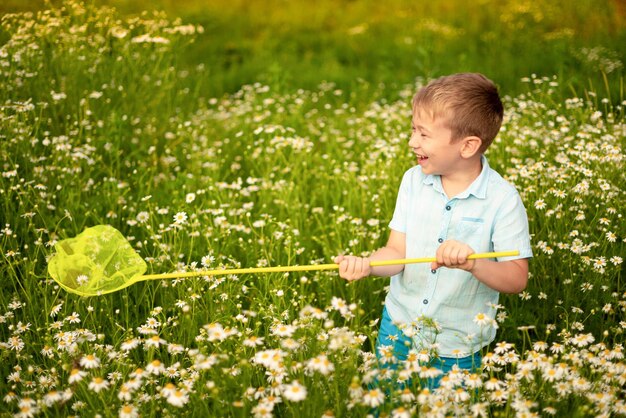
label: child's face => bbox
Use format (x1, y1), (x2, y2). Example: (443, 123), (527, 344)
(409, 109), (464, 176)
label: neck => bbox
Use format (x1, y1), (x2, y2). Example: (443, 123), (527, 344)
(441, 156), (483, 197)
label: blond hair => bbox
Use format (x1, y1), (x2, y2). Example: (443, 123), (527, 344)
(412, 73), (503, 152)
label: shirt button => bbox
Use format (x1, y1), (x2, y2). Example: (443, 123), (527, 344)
(445, 205), (451, 211)
(423, 299), (429, 304)
(431, 269), (437, 274)
(438, 238), (444, 243)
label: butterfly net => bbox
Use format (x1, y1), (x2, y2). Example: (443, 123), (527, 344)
(48, 225), (147, 296)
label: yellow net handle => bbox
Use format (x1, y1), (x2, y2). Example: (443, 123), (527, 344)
(142, 250), (519, 280)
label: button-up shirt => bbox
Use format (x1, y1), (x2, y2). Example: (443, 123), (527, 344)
(385, 156), (533, 357)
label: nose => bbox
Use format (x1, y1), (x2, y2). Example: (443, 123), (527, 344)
(408, 131), (419, 149)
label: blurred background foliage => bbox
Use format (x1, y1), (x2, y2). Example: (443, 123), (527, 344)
(1, 0), (625, 101)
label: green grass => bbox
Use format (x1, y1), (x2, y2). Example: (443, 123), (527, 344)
(0, 1), (625, 417)
(2, 0), (624, 101)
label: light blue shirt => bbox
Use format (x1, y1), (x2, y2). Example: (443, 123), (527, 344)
(385, 156), (533, 357)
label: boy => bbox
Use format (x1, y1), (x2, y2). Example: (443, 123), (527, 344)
(334, 73), (532, 386)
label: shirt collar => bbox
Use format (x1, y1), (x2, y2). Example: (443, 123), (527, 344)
(422, 155), (490, 200)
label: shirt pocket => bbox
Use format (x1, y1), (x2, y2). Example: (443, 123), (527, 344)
(454, 217), (485, 250)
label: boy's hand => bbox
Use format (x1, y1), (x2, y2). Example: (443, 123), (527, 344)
(431, 240), (476, 272)
(333, 255), (371, 281)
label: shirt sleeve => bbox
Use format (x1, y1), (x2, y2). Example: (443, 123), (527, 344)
(388, 169), (412, 233)
(492, 191), (533, 261)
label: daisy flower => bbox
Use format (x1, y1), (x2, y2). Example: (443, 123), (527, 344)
(88, 377), (110, 393)
(453, 387), (470, 403)
(167, 343), (185, 354)
(117, 384), (134, 402)
(66, 312), (81, 323)
(494, 341), (514, 354)
(173, 212), (188, 225)
(305, 354), (335, 376)
(361, 388), (384, 408)
(473, 312), (492, 327)
(119, 404), (139, 418)
(282, 380), (307, 402)
(136, 211), (149, 223)
(464, 373), (484, 389)
(4, 391), (17, 403)
(7, 336), (24, 351)
(484, 377), (504, 391)
(15, 402), (40, 417)
(271, 323), (296, 338)
(144, 335), (167, 348)
(79, 354), (101, 369)
(253, 349), (285, 370)
(146, 359), (166, 375)
(391, 406), (412, 418)
(201, 254), (215, 267)
(243, 336), (265, 347)
(68, 368), (87, 384)
(534, 199), (546, 209)
(418, 366), (443, 379)
(399, 387), (415, 403)
(124, 377), (143, 391)
(251, 402), (274, 418)
(121, 338), (141, 351)
(280, 338), (301, 351)
(167, 390), (189, 407)
(377, 344), (397, 365)
(42, 390), (63, 407)
(50, 303), (63, 317)
(160, 383), (178, 398)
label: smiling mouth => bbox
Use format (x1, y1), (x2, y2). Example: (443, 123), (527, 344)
(415, 153), (429, 161)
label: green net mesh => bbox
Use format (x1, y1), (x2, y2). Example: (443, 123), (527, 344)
(48, 225), (147, 296)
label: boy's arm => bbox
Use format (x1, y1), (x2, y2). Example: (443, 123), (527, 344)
(334, 229), (406, 281)
(432, 239), (529, 294)
(470, 258), (528, 294)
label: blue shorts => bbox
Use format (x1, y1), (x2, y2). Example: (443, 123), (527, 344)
(374, 306), (481, 389)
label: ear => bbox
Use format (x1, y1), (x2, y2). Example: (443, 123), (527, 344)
(460, 136), (482, 158)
